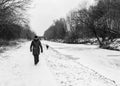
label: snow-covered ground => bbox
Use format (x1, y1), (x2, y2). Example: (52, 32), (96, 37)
(0, 40), (120, 86)
(0, 42), (59, 86)
(43, 41), (120, 86)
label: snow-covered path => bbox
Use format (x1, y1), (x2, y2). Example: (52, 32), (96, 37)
(45, 45), (118, 86)
(43, 41), (120, 86)
(0, 41), (119, 86)
(0, 42), (59, 86)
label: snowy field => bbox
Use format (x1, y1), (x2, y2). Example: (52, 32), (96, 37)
(43, 41), (120, 86)
(0, 40), (119, 86)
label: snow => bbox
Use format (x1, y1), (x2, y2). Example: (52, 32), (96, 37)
(42, 41), (120, 85)
(0, 40), (120, 86)
(0, 42), (59, 86)
(45, 49), (117, 86)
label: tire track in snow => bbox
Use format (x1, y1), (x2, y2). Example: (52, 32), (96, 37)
(44, 47), (119, 86)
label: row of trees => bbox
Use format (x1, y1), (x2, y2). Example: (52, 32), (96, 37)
(44, 18), (67, 40)
(44, 0), (120, 47)
(0, 0), (35, 40)
(67, 0), (120, 47)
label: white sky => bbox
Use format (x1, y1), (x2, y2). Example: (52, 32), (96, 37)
(28, 0), (95, 36)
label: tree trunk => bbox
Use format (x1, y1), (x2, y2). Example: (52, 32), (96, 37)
(90, 26), (103, 47)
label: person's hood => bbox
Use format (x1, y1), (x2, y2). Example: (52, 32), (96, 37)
(34, 37), (39, 41)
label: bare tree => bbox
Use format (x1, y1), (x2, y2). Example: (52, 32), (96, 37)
(66, 0), (120, 47)
(66, 9), (103, 44)
(0, 0), (31, 25)
(0, 0), (35, 40)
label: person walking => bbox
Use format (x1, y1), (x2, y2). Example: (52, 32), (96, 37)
(30, 35), (43, 65)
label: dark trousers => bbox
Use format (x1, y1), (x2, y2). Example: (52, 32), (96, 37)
(33, 54), (39, 65)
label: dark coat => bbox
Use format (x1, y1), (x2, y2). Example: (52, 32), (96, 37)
(30, 39), (43, 55)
